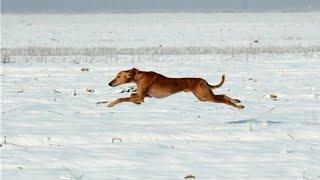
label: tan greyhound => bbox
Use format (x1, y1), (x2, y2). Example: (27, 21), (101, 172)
(107, 68), (244, 109)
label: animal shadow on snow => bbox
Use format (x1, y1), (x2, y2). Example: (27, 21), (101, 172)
(227, 119), (281, 124)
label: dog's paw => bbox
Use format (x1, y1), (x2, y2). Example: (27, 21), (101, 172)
(231, 99), (241, 103)
(237, 105), (245, 109)
(234, 99), (241, 103)
(107, 102), (116, 107)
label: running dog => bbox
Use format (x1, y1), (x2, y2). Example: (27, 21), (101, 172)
(107, 68), (244, 109)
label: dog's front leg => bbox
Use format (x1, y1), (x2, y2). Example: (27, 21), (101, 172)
(107, 98), (127, 107)
(130, 93), (142, 104)
(107, 95), (144, 107)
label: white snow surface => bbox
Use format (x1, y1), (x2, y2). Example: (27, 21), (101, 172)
(1, 13), (320, 180)
(2, 54), (320, 179)
(2, 13), (320, 48)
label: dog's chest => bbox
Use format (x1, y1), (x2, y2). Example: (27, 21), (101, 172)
(147, 88), (172, 98)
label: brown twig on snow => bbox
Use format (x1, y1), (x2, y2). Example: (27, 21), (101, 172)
(270, 94), (278, 100)
(0, 136), (29, 150)
(53, 89), (61, 93)
(96, 101), (109, 105)
(48, 111), (64, 116)
(286, 132), (295, 140)
(85, 88), (95, 93)
(267, 106), (278, 114)
(2, 108), (19, 115)
(80, 67), (89, 72)
(184, 175), (196, 179)
(112, 138), (122, 143)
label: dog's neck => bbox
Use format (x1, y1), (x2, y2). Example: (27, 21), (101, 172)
(131, 69), (140, 83)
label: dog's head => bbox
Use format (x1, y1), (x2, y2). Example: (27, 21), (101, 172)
(108, 68), (139, 87)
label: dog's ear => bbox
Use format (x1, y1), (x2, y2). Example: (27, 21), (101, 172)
(126, 68), (138, 79)
(129, 68), (139, 76)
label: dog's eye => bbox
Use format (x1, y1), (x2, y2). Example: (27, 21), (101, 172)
(117, 76), (120, 78)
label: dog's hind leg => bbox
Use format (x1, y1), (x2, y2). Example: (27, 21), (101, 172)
(210, 95), (244, 109)
(219, 94), (241, 104)
(191, 82), (244, 109)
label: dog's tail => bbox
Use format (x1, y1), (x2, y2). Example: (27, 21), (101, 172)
(208, 75), (225, 89)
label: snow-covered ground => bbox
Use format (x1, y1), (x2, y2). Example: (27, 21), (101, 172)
(1, 13), (320, 179)
(2, 13), (320, 48)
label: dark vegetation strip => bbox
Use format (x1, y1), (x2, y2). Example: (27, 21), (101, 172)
(2, 45), (320, 57)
